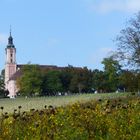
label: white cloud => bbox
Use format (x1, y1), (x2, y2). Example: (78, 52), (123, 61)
(0, 33), (7, 45)
(100, 47), (114, 53)
(86, 0), (140, 14)
(90, 47), (114, 65)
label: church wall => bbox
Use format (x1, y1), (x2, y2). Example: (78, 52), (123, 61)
(7, 80), (17, 98)
(5, 64), (17, 89)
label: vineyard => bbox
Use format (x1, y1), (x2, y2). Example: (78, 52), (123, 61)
(0, 93), (140, 139)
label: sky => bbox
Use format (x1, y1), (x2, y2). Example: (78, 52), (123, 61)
(0, 0), (140, 72)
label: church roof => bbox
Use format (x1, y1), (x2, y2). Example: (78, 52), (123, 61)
(7, 30), (15, 48)
(17, 64), (60, 69)
(9, 64), (82, 81)
(9, 70), (22, 81)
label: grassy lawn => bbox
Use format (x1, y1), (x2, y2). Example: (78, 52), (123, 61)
(0, 92), (129, 113)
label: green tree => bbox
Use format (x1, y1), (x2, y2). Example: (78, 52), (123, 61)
(0, 70), (5, 97)
(79, 67), (93, 93)
(119, 70), (137, 92)
(69, 67), (92, 93)
(92, 69), (106, 93)
(42, 70), (63, 96)
(60, 69), (72, 93)
(116, 12), (140, 67)
(136, 72), (140, 92)
(17, 65), (43, 96)
(102, 57), (122, 92)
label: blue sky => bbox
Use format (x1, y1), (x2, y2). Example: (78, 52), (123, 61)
(0, 0), (140, 71)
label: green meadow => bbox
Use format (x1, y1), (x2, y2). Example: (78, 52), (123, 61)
(0, 93), (128, 113)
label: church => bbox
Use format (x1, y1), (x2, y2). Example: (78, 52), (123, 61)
(4, 31), (70, 98)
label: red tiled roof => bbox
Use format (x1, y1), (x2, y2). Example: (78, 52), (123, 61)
(9, 64), (82, 81)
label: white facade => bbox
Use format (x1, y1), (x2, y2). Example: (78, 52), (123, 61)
(7, 80), (17, 98)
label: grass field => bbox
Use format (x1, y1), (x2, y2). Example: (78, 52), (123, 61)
(0, 92), (129, 113)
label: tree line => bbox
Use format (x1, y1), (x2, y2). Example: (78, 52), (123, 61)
(14, 58), (140, 96)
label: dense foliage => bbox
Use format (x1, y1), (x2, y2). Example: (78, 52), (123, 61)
(0, 94), (140, 139)
(101, 56), (121, 92)
(16, 58), (140, 96)
(0, 70), (7, 98)
(16, 65), (93, 96)
(17, 65), (43, 96)
(0, 75), (5, 97)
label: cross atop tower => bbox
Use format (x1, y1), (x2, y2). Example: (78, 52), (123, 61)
(10, 25), (12, 36)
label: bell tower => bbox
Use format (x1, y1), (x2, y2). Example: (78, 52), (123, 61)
(5, 29), (17, 90)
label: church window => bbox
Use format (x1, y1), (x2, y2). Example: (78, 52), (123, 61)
(11, 54), (13, 57)
(11, 59), (13, 63)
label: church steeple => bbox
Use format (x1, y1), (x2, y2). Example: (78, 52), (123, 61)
(5, 29), (17, 95)
(7, 27), (15, 48)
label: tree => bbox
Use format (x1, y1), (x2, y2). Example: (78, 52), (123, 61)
(69, 67), (92, 93)
(17, 65), (43, 96)
(41, 70), (63, 96)
(136, 72), (140, 92)
(116, 12), (140, 67)
(60, 69), (72, 93)
(0, 75), (5, 96)
(0, 70), (6, 97)
(92, 69), (106, 93)
(119, 70), (137, 92)
(102, 56), (122, 92)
